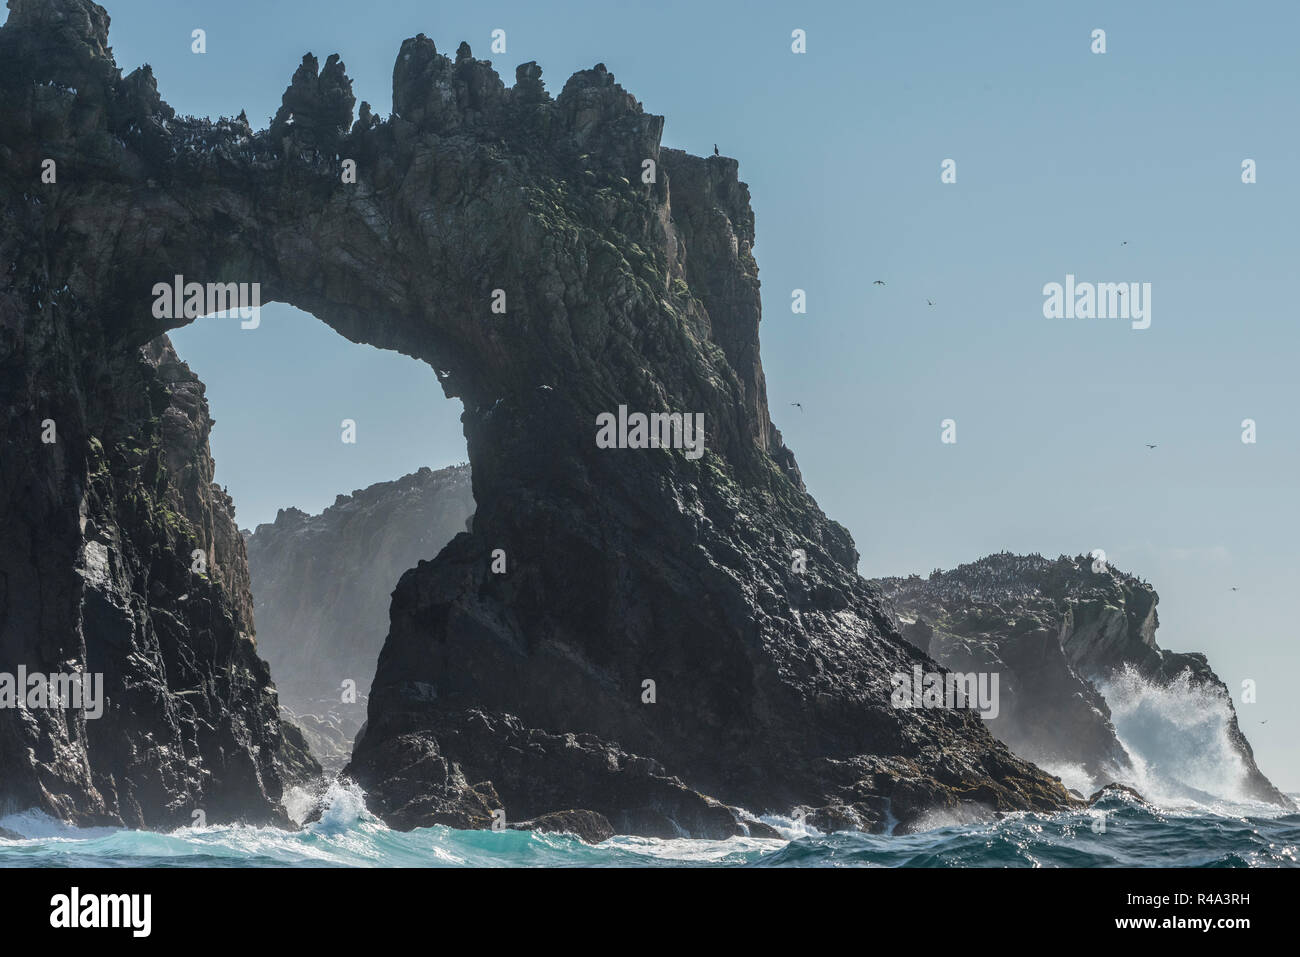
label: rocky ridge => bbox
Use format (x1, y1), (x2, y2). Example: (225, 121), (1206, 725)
(876, 553), (1290, 807)
(0, 325), (316, 825)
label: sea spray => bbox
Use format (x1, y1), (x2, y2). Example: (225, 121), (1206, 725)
(2, 796), (1296, 867)
(283, 778), (372, 830)
(1033, 760), (1099, 798)
(1100, 665), (1253, 806)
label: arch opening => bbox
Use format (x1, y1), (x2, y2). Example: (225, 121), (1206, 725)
(164, 304), (475, 770)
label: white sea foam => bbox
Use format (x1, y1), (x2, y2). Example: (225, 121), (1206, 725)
(1099, 665), (1256, 808)
(605, 834), (779, 862)
(0, 808), (119, 840)
(285, 777), (371, 830)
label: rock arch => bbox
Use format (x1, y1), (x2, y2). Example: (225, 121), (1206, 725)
(0, 0), (1074, 834)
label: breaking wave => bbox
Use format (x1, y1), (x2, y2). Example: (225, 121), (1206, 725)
(1099, 665), (1259, 808)
(1, 779), (1296, 868)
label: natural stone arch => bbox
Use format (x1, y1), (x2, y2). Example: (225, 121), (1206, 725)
(0, 0), (1075, 835)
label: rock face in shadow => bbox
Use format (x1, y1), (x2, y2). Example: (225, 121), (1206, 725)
(877, 553), (1291, 807)
(0, 326), (316, 825)
(0, 0), (1075, 834)
(244, 466), (475, 770)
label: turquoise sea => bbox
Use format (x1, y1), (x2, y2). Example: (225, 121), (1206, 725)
(2, 781), (1296, 868)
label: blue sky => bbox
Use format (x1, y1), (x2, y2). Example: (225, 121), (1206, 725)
(22, 1), (1297, 786)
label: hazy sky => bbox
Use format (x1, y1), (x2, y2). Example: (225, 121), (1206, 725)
(23, 1), (1296, 787)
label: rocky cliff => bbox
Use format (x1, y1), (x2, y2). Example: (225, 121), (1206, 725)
(876, 553), (1290, 807)
(244, 465), (475, 769)
(0, 322), (315, 825)
(0, 0), (1076, 836)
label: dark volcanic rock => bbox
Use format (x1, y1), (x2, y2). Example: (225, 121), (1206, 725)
(1088, 783), (1151, 806)
(269, 53), (355, 150)
(244, 466), (474, 769)
(741, 818), (784, 840)
(348, 709), (747, 839)
(1, 0), (1075, 834)
(509, 810), (614, 845)
(876, 553), (1291, 808)
(0, 325), (317, 825)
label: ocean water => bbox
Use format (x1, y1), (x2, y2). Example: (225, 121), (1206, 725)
(2, 668), (1296, 867)
(1, 782), (1296, 867)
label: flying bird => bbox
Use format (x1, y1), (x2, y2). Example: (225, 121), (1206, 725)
(1145, 444), (1157, 449)
(790, 402), (803, 411)
(926, 299), (935, 306)
(873, 280), (886, 286)
(1121, 241), (1128, 246)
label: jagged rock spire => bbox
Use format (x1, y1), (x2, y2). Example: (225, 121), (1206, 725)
(5, 0), (111, 58)
(270, 52), (356, 147)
